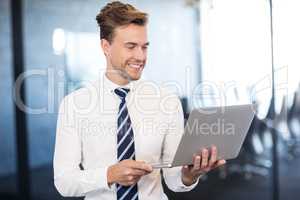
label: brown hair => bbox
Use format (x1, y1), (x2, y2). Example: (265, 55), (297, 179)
(96, 1), (148, 43)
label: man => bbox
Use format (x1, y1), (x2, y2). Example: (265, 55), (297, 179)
(53, 1), (226, 200)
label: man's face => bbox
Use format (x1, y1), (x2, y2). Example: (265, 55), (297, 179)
(102, 24), (149, 81)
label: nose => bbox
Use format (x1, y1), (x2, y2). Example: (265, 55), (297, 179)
(134, 46), (147, 61)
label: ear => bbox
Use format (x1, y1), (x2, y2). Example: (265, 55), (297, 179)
(101, 39), (111, 56)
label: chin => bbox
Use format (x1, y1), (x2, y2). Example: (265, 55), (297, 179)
(129, 74), (141, 81)
(127, 70), (143, 81)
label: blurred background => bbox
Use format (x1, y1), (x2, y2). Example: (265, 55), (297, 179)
(1, 0), (300, 199)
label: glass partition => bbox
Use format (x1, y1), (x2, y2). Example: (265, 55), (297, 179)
(195, 0), (273, 199)
(0, 0), (18, 198)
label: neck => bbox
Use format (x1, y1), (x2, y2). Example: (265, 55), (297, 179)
(105, 70), (130, 86)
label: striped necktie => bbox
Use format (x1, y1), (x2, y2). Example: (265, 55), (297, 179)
(114, 88), (139, 200)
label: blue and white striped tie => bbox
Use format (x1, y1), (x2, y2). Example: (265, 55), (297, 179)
(114, 88), (139, 200)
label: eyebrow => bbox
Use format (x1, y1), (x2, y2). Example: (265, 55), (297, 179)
(125, 42), (150, 46)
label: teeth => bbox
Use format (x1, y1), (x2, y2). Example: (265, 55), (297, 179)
(129, 64), (141, 69)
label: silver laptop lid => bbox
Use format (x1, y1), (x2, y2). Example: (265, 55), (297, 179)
(171, 104), (255, 167)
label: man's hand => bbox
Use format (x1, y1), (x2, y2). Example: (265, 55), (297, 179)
(181, 146), (226, 186)
(107, 160), (153, 187)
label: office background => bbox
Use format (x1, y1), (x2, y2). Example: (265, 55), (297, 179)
(1, 0), (300, 200)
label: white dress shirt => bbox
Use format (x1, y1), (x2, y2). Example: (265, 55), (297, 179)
(53, 74), (199, 200)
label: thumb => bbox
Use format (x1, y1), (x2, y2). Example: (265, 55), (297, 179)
(182, 165), (190, 173)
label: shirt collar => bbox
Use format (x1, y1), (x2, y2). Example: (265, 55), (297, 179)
(103, 73), (138, 94)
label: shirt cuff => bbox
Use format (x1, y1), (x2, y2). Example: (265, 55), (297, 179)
(177, 171), (200, 191)
(82, 166), (115, 192)
(106, 169), (117, 192)
(103, 166), (116, 191)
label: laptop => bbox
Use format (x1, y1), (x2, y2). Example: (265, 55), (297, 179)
(151, 104), (255, 169)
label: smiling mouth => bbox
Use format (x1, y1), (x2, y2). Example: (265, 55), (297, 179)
(128, 63), (144, 70)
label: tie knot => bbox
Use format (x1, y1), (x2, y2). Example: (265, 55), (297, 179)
(114, 88), (130, 99)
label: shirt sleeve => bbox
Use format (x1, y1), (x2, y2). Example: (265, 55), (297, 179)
(161, 92), (199, 192)
(53, 95), (114, 197)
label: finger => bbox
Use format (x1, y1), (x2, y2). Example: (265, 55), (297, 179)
(133, 176), (141, 182)
(131, 174), (143, 183)
(213, 159), (226, 168)
(193, 155), (201, 171)
(217, 159), (226, 166)
(201, 149), (209, 168)
(190, 154), (197, 169)
(129, 160), (153, 172)
(125, 175), (136, 184)
(209, 145), (217, 166)
(182, 165), (189, 172)
(131, 175), (142, 182)
(189, 154), (197, 168)
(125, 180), (138, 186)
(130, 169), (147, 176)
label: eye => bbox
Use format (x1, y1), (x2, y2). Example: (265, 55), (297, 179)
(142, 46), (148, 50)
(125, 44), (136, 49)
